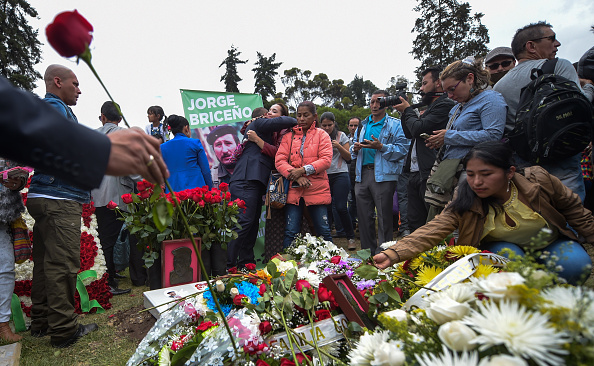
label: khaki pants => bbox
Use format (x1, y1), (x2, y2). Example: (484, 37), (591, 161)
(27, 198), (82, 343)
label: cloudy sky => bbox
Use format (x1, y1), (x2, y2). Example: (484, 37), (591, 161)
(27, 0), (594, 129)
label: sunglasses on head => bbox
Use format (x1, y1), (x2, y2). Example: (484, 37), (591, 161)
(486, 60), (513, 70)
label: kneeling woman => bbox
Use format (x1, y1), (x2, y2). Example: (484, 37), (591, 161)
(276, 101), (333, 248)
(374, 141), (594, 285)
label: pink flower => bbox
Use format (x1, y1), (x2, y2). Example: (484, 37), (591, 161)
(330, 256), (341, 264)
(295, 280), (311, 292)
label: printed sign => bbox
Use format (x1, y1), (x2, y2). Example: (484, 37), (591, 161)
(180, 89), (263, 128)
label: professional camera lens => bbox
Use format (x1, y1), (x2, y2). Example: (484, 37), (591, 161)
(378, 96), (402, 109)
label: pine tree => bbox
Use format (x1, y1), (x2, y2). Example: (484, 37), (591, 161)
(0, 0), (42, 91)
(410, 0), (489, 77)
(252, 52), (282, 103)
(219, 45), (247, 93)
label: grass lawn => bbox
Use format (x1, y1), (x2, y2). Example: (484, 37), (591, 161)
(13, 271), (152, 366)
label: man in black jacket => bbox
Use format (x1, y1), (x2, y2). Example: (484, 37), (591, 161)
(394, 67), (455, 231)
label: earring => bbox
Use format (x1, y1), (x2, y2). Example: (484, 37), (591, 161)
(469, 87), (475, 94)
(507, 180), (511, 193)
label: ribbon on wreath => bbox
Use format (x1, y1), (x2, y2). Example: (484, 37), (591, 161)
(76, 270), (106, 313)
(10, 293), (26, 332)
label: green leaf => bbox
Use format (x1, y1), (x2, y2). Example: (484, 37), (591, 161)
(356, 249), (372, 260)
(355, 264), (378, 280)
(150, 185), (163, 203)
(267, 261), (279, 279)
(290, 290), (305, 308)
(304, 292), (314, 310)
(370, 293), (389, 304)
(283, 268), (297, 290)
(152, 199), (171, 232)
(348, 321), (363, 333)
(170, 342), (199, 365)
(380, 281), (402, 302)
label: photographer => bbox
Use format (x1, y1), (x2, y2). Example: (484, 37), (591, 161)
(394, 67), (455, 230)
(351, 90), (409, 255)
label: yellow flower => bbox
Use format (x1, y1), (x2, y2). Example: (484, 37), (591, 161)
(409, 257), (425, 270)
(415, 265), (443, 286)
(472, 264), (499, 278)
(447, 245), (480, 259)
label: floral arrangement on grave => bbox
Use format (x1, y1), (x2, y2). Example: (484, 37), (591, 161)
(109, 180), (245, 267)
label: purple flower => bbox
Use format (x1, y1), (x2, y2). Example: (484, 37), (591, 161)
(346, 269), (354, 278)
(356, 280), (377, 291)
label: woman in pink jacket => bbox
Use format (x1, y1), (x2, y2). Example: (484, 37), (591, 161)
(275, 101), (333, 248)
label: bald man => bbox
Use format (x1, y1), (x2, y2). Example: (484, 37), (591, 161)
(27, 65), (99, 348)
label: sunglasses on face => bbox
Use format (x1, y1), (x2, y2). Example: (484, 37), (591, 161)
(486, 60), (513, 70)
(530, 35), (556, 43)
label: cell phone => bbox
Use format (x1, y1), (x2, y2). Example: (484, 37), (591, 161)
(420, 133), (430, 140)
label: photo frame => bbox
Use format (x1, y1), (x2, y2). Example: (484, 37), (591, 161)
(161, 238), (201, 288)
(322, 274), (375, 329)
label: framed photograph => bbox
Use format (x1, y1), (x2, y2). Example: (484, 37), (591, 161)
(322, 274), (376, 329)
(161, 238), (201, 288)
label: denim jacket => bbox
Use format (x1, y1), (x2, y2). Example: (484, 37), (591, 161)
(28, 93), (91, 204)
(350, 114), (410, 182)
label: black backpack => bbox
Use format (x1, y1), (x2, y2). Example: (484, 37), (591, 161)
(507, 58), (594, 164)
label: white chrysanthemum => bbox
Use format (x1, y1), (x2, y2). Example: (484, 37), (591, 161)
(276, 260), (296, 274)
(349, 330), (390, 366)
(541, 286), (594, 338)
(380, 240), (397, 250)
(370, 340), (405, 366)
(463, 300), (568, 366)
(478, 354), (528, 366)
(297, 266), (321, 287)
(470, 272), (525, 300)
(427, 282), (477, 305)
(416, 345), (479, 366)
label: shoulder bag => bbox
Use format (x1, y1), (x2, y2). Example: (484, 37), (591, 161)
(265, 132), (294, 218)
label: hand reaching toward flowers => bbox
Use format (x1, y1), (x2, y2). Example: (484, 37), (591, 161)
(373, 252), (392, 269)
(106, 128), (169, 185)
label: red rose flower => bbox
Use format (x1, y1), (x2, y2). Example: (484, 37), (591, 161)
(196, 321), (218, 331)
(177, 191), (189, 201)
(225, 191), (231, 201)
(295, 280), (311, 292)
(233, 294), (248, 306)
(317, 284), (332, 302)
(280, 354), (311, 366)
(139, 190), (151, 200)
(259, 283), (267, 296)
(245, 263), (256, 271)
(315, 309), (332, 321)
(106, 200), (118, 210)
(258, 320), (272, 334)
(256, 360), (270, 366)
(235, 199), (246, 209)
(137, 180), (147, 191)
(219, 182), (229, 192)
(121, 193), (133, 204)
(228, 267), (237, 274)
(46, 10), (93, 57)
(330, 255), (341, 264)
(394, 287), (403, 298)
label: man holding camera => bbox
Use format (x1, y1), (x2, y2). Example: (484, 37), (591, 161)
(351, 90), (409, 255)
(394, 67), (455, 231)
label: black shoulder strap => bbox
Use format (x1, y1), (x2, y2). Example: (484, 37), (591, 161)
(541, 58), (558, 75)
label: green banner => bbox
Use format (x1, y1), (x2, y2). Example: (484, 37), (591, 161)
(180, 89), (263, 127)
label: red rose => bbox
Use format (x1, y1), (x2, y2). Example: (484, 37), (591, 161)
(196, 321), (218, 331)
(139, 190), (151, 200)
(121, 193), (133, 204)
(259, 284), (267, 296)
(46, 10), (93, 57)
(315, 309), (332, 321)
(106, 200), (118, 210)
(177, 191), (189, 201)
(245, 263), (256, 271)
(330, 256), (342, 264)
(256, 360), (270, 366)
(295, 280), (311, 292)
(219, 182), (229, 192)
(233, 294), (248, 306)
(317, 285), (332, 303)
(249, 277), (259, 285)
(258, 320), (272, 334)
(394, 287), (403, 298)
(280, 354), (310, 366)
(228, 267), (237, 274)
(225, 191), (231, 201)
(235, 199), (246, 209)
(137, 180), (147, 191)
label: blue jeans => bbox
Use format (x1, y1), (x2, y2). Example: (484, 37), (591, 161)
(327, 173), (355, 240)
(283, 199), (332, 249)
(481, 239), (592, 285)
(0, 223), (15, 322)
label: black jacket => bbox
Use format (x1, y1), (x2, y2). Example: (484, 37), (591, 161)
(401, 94), (456, 180)
(230, 116), (296, 185)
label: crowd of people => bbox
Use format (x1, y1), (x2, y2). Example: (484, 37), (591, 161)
(1, 20), (594, 348)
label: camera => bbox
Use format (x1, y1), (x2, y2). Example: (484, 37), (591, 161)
(378, 82), (408, 108)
